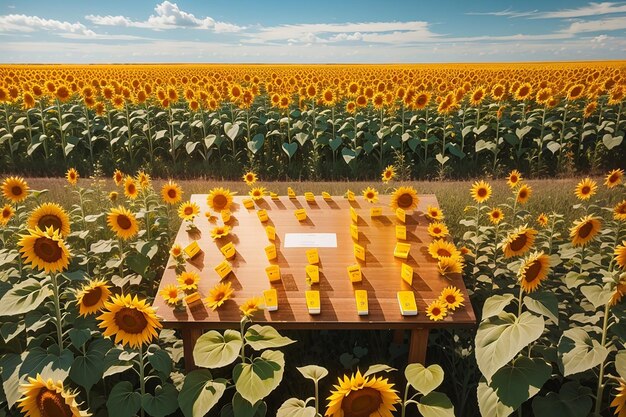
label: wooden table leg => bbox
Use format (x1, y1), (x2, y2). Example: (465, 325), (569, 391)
(182, 327), (203, 373)
(408, 328), (429, 364)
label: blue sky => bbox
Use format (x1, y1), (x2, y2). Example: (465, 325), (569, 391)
(0, 0), (625, 62)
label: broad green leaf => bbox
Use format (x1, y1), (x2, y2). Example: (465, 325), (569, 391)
(297, 365), (328, 382)
(244, 325), (296, 351)
(482, 294), (515, 319)
(524, 292), (559, 324)
(490, 357), (551, 409)
(342, 148), (356, 164)
(69, 343), (105, 392)
(0, 278), (52, 316)
(179, 370), (221, 417)
(363, 364), (396, 378)
(224, 122), (240, 141)
(193, 329), (242, 368)
(68, 328), (91, 349)
(558, 327), (608, 376)
(277, 398), (316, 417)
(141, 383), (179, 417)
(107, 381), (141, 417)
(416, 392), (455, 417)
(405, 363), (444, 396)
(580, 285), (613, 309)
(477, 381), (514, 417)
(247, 133), (264, 154)
(282, 142), (298, 158)
(475, 312), (545, 382)
(616, 350), (626, 379)
(602, 134), (623, 150)
(231, 392), (265, 417)
(531, 381), (592, 417)
(233, 350), (284, 405)
(147, 346), (173, 376)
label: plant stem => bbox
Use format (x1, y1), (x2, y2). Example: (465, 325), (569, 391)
(314, 380), (319, 417)
(594, 301), (611, 415)
(401, 383), (410, 417)
(139, 344), (146, 417)
(537, 107), (546, 173)
(50, 272), (64, 349)
(557, 105), (568, 173)
(517, 286), (524, 318)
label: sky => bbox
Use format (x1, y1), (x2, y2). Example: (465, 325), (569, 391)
(0, 0), (625, 63)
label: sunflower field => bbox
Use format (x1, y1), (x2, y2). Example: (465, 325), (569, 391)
(0, 63), (625, 180)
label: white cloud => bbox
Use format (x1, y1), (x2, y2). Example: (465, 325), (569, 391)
(0, 14), (95, 36)
(469, 2), (626, 20)
(560, 15), (626, 33)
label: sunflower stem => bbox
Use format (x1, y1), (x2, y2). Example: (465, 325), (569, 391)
(239, 317), (247, 363)
(139, 344), (146, 417)
(118, 238), (125, 290)
(594, 300), (611, 415)
(401, 382), (410, 417)
(517, 286), (524, 318)
(314, 380), (319, 417)
(579, 245), (586, 273)
(50, 272), (64, 350)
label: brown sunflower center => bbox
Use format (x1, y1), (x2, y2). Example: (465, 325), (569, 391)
(185, 276), (195, 284)
(38, 214), (62, 231)
(509, 233), (528, 252)
(524, 260), (542, 283)
(477, 188), (487, 198)
(167, 189), (177, 199)
(342, 387), (382, 417)
(581, 186), (591, 195)
(34, 237), (63, 263)
(184, 206), (193, 215)
(609, 173), (619, 183)
(367, 192), (374, 199)
(115, 307), (148, 334)
(127, 184), (136, 194)
(510, 175), (518, 183)
(168, 289), (178, 298)
(116, 215), (132, 230)
(11, 185), (23, 196)
(37, 389), (72, 417)
(432, 307), (442, 316)
(578, 221), (594, 239)
(213, 290), (226, 301)
(213, 194), (227, 209)
(519, 190), (527, 199)
(433, 227), (442, 234)
(253, 191), (261, 196)
(398, 193), (414, 208)
(82, 286), (103, 307)
(618, 204), (626, 214)
(2, 208), (10, 218)
(446, 294), (456, 304)
(492, 212), (500, 218)
(437, 248), (451, 257)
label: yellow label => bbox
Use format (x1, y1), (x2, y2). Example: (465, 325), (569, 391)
(243, 198), (255, 209)
(306, 248), (319, 264)
(214, 260), (232, 279)
(221, 210), (231, 223)
(347, 190), (355, 201)
(353, 243), (366, 262)
(397, 291), (418, 315)
(184, 241), (201, 258)
(288, 187), (296, 198)
(306, 264), (319, 284)
(304, 192), (315, 202)
(396, 208), (406, 223)
(401, 263), (413, 285)
(294, 208), (307, 221)
(257, 209), (269, 223)
(394, 242), (411, 259)
(270, 192), (279, 200)
(264, 244), (277, 261)
(396, 225), (407, 240)
(350, 207), (358, 224)
(350, 224), (359, 241)
(355, 290), (368, 315)
(184, 292), (201, 305)
(265, 265), (281, 282)
(305, 290), (321, 313)
(370, 207), (383, 217)
(220, 242), (236, 259)
(322, 192), (331, 200)
(263, 289), (278, 311)
(265, 225), (276, 241)
(347, 264), (362, 282)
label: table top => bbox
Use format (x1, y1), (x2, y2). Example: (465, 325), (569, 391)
(153, 193), (476, 330)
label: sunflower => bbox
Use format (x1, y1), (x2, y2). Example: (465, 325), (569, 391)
(76, 278), (111, 316)
(66, 168), (79, 185)
(609, 273), (626, 307)
(98, 294), (162, 349)
(605, 168), (624, 188)
(18, 226), (70, 274)
(518, 251), (551, 293)
(205, 281), (235, 310)
(470, 180), (492, 203)
(439, 286), (464, 310)
(507, 170), (522, 188)
(242, 171), (257, 186)
(615, 200), (626, 222)
(381, 165), (395, 183)
(502, 225), (537, 258)
(136, 171), (150, 189)
(249, 187), (267, 200)
(390, 186), (419, 211)
(2, 176), (29, 203)
(574, 178), (597, 201)
(161, 181), (182, 205)
(210, 225), (231, 240)
(325, 370), (400, 417)
(615, 241), (626, 270)
(17, 374), (90, 417)
(428, 239), (461, 261)
(123, 176), (139, 200)
(610, 378), (626, 417)
(27, 203), (71, 237)
(1, 204), (14, 225)
(109, 191), (118, 202)
(160, 284), (181, 306)
(426, 300), (448, 322)
(207, 187), (234, 212)
(426, 205), (444, 221)
(570, 215), (602, 247)
(107, 206), (138, 240)
(438, 256), (464, 277)
(362, 187), (379, 203)
(177, 271), (200, 291)
(170, 244), (183, 258)
(113, 169), (124, 186)
(537, 213), (549, 228)
(178, 201), (200, 221)
(427, 222), (449, 238)
(487, 208), (504, 225)
(240, 296), (263, 316)
(516, 184), (532, 204)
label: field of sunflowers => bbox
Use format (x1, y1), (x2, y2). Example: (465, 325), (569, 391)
(0, 62), (625, 417)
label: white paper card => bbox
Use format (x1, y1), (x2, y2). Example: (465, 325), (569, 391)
(284, 233), (337, 248)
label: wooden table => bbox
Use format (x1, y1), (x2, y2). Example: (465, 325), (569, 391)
(153, 194), (476, 371)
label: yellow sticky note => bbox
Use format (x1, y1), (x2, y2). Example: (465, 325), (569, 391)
(306, 290), (320, 314)
(304, 192), (315, 202)
(221, 210), (231, 223)
(355, 290), (368, 316)
(394, 242), (411, 259)
(396, 225), (407, 240)
(265, 225), (276, 241)
(322, 192), (331, 200)
(396, 208), (406, 223)
(257, 209), (269, 223)
(185, 292), (201, 305)
(306, 264), (319, 284)
(347, 264), (362, 283)
(288, 187), (296, 199)
(264, 244), (277, 261)
(401, 263), (413, 285)
(265, 265), (281, 282)
(214, 260), (232, 279)
(220, 242), (236, 259)
(270, 192), (279, 200)
(243, 198), (255, 209)
(264, 289), (278, 312)
(353, 243), (365, 262)
(346, 190), (355, 201)
(294, 208), (307, 221)
(350, 224), (359, 241)
(306, 248), (319, 264)
(397, 291), (418, 316)
(184, 241), (201, 259)
(350, 207), (358, 224)
(370, 207), (383, 217)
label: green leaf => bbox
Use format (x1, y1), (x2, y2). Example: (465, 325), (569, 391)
(244, 325), (296, 351)
(297, 365), (328, 382)
(416, 392), (455, 417)
(532, 381), (592, 417)
(142, 383), (179, 417)
(90, 239), (116, 254)
(482, 294), (515, 319)
(277, 398), (316, 417)
(490, 356), (551, 409)
(616, 350), (626, 379)
(475, 312), (545, 382)
(329, 137), (343, 151)
(558, 327), (609, 376)
(126, 252), (150, 276)
(580, 285), (613, 309)
(281, 142), (298, 158)
(179, 370), (222, 417)
(107, 381), (141, 417)
(524, 292), (559, 324)
(341, 148), (356, 165)
(68, 328), (92, 349)
(148, 346), (173, 376)
(247, 133), (265, 154)
(602, 134), (623, 150)
(194, 330), (242, 368)
(0, 278), (52, 316)
(477, 381), (514, 417)
(224, 122), (240, 141)
(69, 345), (105, 392)
(405, 363), (444, 396)
(233, 350), (284, 405)
(363, 364), (396, 378)
(231, 392), (265, 417)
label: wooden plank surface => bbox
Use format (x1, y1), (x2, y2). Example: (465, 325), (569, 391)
(153, 194), (476, 330)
